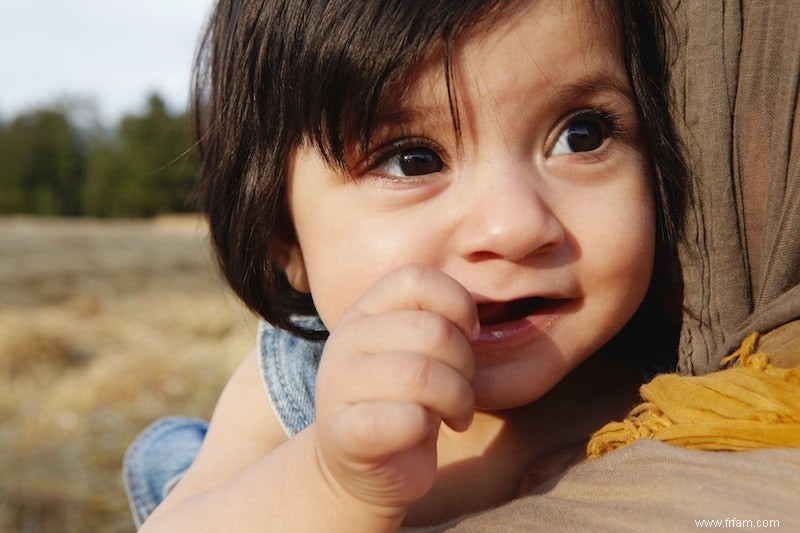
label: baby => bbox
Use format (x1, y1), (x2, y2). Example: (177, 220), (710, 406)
(128, 0), (687, 529)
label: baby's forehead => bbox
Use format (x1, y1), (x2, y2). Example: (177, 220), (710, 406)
(372, 1), (628, 122)
(301, 0), (628, 159)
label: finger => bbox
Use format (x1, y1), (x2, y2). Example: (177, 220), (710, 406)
(322, 402), (441, 503)
(327, 401), (440, 462)
(329, 310), (475, 382)
(321, 351), (475, 432)
(343, 264), (479, 341)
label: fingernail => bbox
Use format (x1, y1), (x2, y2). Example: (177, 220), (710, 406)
(471, 320), (481, 340)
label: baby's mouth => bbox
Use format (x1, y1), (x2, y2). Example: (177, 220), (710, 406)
(477, 297), (557, 326)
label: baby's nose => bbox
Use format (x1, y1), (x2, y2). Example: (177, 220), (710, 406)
(455, 168), (565, 262)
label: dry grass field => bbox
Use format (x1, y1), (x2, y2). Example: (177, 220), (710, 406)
(0, 216), (257, 532)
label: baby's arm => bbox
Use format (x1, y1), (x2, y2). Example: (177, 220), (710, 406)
(139, 350), (285, 526)
(140, 350), (402, 531)
(140, 265), (478, 531)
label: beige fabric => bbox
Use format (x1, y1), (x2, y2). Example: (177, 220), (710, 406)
(436, 439), (800, 532)
(755, 319), (800, 369)
(674, 0), (800, 374)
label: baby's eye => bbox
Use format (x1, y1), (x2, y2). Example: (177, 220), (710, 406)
(375, 146), (444, 177)
(550, 117), (610, 155)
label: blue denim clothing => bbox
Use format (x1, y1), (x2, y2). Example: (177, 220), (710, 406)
(123, 416), (208, 529)
(122, 317), (325, 527)
(257, 316), (325, 436)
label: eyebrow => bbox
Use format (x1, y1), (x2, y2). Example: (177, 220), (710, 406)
(549, 71), (635, 104)
(369, 70), (636, 140)
(371, 104), (451, 130)
(364, 102), (458, 153)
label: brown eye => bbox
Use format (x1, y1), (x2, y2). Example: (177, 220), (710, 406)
(378, 146), (443, 177)
(551, 118), (609, 155)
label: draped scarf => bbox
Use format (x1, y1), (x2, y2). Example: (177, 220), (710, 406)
(589, 0), (800, 457)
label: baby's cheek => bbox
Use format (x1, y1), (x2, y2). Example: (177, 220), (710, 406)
(309, 271), (371, 333)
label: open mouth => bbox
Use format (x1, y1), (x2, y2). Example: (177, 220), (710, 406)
(477, 297), (561, 327)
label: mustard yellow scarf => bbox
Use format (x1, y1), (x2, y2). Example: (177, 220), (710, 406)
(587, 332), (800, 459)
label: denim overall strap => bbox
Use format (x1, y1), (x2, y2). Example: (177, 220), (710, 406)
(257, 317), (326, 436)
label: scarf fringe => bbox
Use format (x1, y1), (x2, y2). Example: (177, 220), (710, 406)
(587, 332), (800, 459)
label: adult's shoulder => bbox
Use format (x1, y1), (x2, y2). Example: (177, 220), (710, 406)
(436, 440), (800, 531)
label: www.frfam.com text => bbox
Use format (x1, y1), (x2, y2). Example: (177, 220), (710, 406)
(695, 517), (780, 528)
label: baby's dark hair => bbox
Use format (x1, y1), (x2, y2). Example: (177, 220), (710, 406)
(193, 0), (688, 356)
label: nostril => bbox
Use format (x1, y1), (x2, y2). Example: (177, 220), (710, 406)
(466, 250), (501, 262)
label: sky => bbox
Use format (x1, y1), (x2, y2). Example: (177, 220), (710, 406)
(0, 0), (216, 124)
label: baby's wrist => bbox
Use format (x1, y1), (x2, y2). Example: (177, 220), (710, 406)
(309, 425), (408, 531)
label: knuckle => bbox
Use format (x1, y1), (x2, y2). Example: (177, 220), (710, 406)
(401, 353), (435, 396)
(416, 312), (455, 352)
(346, 407), (383, 448)
(395, 263), (432, 292)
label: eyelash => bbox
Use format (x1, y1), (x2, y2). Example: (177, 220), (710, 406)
(360, 137), (447, 179)
(548, 107), (625, 155)
(356, 105), (627, 178)
(577, 107), (622, 133)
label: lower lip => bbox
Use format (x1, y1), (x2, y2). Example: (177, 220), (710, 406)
(472, 302), (568, 354)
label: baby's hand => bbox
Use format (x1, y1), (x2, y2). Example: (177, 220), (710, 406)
(314, 264), (478, 521)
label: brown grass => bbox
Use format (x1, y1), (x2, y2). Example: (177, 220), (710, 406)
(0, 216), (257, 532)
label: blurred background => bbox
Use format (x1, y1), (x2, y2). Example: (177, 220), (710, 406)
(0, 2), (259, 530)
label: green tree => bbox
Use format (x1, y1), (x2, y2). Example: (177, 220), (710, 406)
(83, 94), (198, 217)
(0, 109), (85, 215)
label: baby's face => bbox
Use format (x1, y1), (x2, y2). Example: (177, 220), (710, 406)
(282, 0), (654, 409)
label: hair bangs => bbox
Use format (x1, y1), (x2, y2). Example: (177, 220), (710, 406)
(268, 0), (502, 169)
